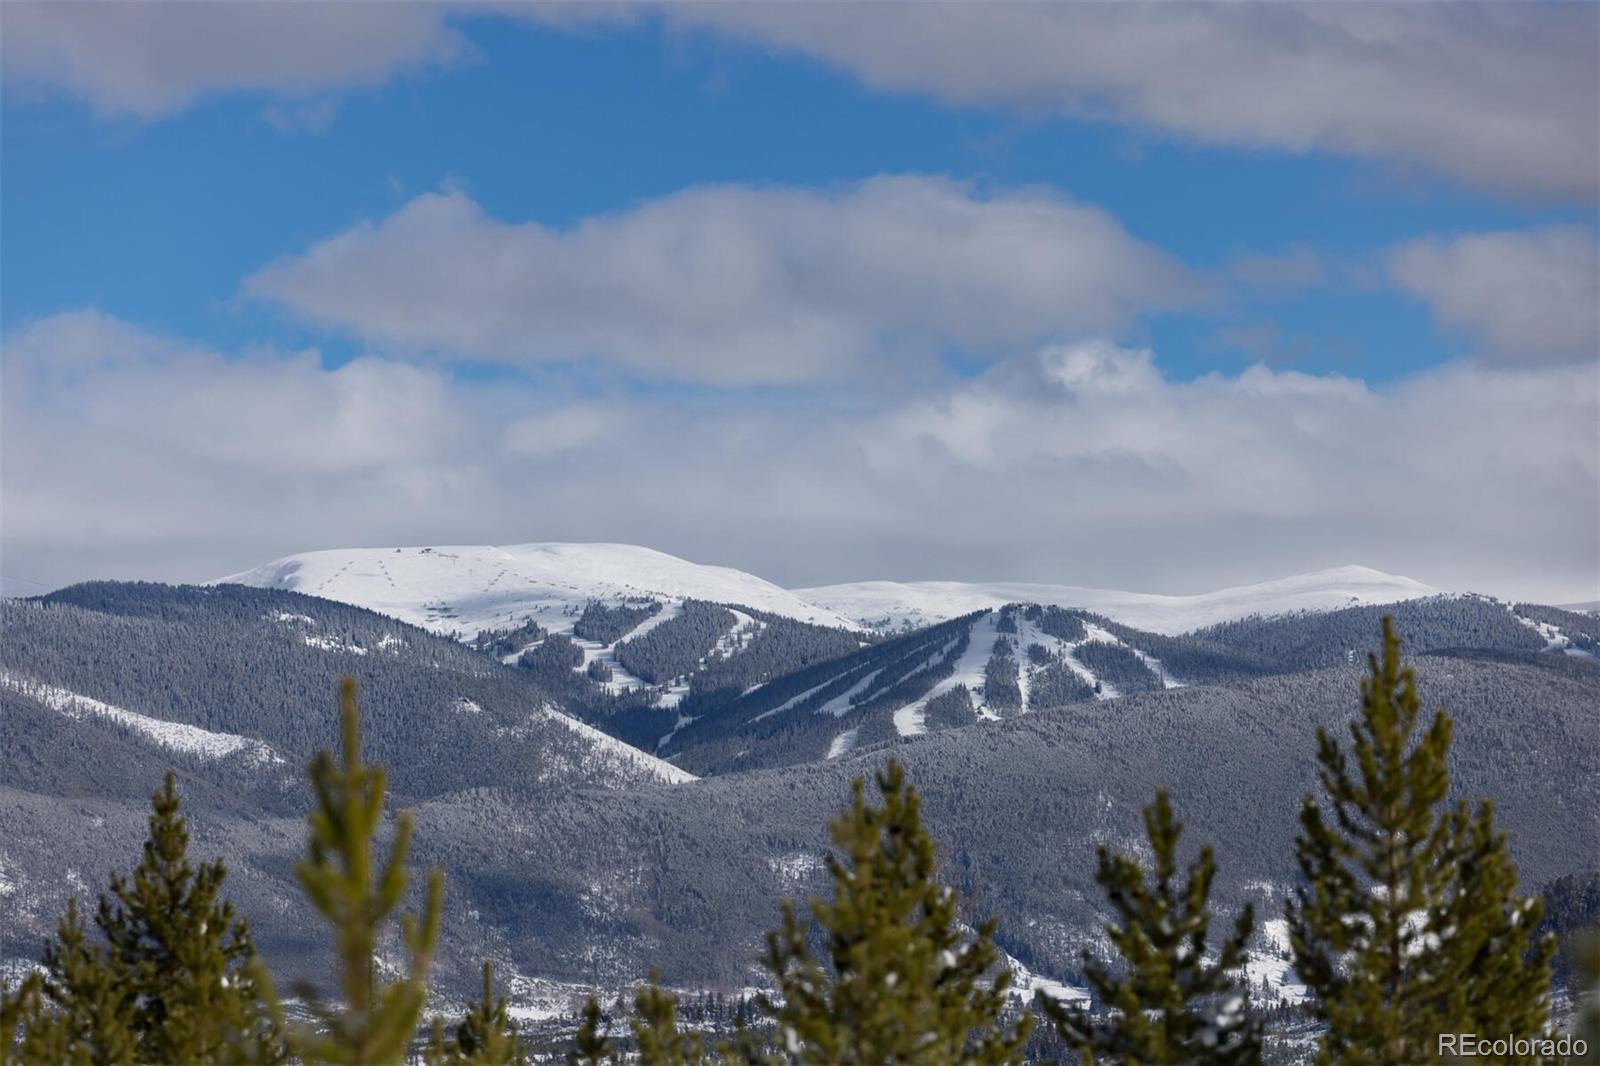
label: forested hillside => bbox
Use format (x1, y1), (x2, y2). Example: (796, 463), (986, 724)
(4, 587), (1595, 1008)
(3, 584), (693, 806)
(647, 593), (1593, 777)
(4, 581), (1595, 1017)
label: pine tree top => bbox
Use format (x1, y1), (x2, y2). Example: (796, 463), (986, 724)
(759, 758), (1031, 1064)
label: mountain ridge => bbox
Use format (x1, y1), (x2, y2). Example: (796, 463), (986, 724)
(221, 543), (1443, 637)
(218, 542), (862, 634)
(797, 563), (1443, 634)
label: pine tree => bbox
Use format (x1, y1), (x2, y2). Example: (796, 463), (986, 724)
(8, 899), (138, 1065)
(631, 971), (707, 1065)
(96, 772), (284, 1064)
(1040, 789), (1260, 1065)
(257, 677), (444, 1066)
(426, 962), (528, 1066)
(1288, 617), (1555, 1064)
(3, 775), (281, 1065)
(757, 758), (1031, 1064)
(1432, 797), (1555, 1050)
(566, 997), (613, 1066)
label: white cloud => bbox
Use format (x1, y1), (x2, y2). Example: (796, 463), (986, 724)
(4, 313), (1595, 605)
(245, 178), (1202, 386)
(6, 4), (1592, 199)
(668, 3), (1599, 201)
(1389, 226), (1600, 364)
(0, 1), (466, 117)
(504, 405), (623, 458)
(1, 311), (483, 583)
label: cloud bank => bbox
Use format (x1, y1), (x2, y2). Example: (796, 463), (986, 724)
(5, 312), (1594, 604)
(246, 178), (1202, 385)
(6, 3), (1594, 198)
(1, 1), (465, 117)
(669, 3), (1599, 201)
(1389, 226), (1600, 366)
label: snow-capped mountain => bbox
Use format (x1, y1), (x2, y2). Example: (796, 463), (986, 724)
(219, 542), (862, 635)
(796, 564), (1442, 635)
(657, 591), (1586, 777)
(223, 544), (1443, 641)
(7, 577), (1594, 1018)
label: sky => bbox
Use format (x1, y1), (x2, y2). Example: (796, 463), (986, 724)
(2, 2), (1597, 603)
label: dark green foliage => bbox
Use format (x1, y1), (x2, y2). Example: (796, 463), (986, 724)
(7, 899), (139, 1065)
(757, 759), (1031, 1064)
(615, 602), (738, 684)
(661, 614), (977, 774)
(1034, 606), (1086, 643)
(1095, 597), (1552, 688)
(1026, 660), (1095, 708)
(1514, 602), (1600, 652)
(1024, 643), (1051, 667)
(983, 639), (1022, 713)
(1191, 596), (1545, 674)
(1071, 641), (1162, 693)
(1042, 790), (1259, 1065)
(922, 685), (977, 731)
(677, 610), (862, 716)
(1288, 617), (1555, 1064)
(574, 601), (662, 645)
(261, 678), (444, 1065)
(5, 581), (1597, 1016)
(1537, 872), (1600, 989)
(4, 774), (282, 1064)
(519, 633), (585, 673)
(470, 618), (546, 660)
(630, 972), (707, 1065)
(566, 998), (613, 1065)
(427, 962), (528, 1066)
(96, 772), (284, 1064)
(2, 589), (642, 806)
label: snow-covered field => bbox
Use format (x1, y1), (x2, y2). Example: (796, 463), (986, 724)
(224, 545), (1440, 642)
(220, 542), (861, 636)
(797, 565), (1441, 635)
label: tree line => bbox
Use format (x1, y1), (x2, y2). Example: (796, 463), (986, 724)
(4, 620), (1594, 1064)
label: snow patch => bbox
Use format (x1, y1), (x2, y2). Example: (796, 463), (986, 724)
(1001, 950), (1090, 1007)
(535, 705), (698, 785)
(221, 542), (861, 637)
(892, 704), (926, 738)
(767, 853), (825, 883)
(826, 728), (861, 759)
(897, 611), (1002, 723)
(303, 634), (367, 655)
(1, 672), (282, 765)
(799, 565), (1441, 635)
(1242, 918), (1308, 1006)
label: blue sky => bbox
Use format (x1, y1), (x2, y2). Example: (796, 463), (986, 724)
(2, 4), (1597, 600)
(6, 13), (1588, 381)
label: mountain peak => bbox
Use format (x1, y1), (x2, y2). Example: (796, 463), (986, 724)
(217, 541), (863, 634)
(796, 565), (1442, 635)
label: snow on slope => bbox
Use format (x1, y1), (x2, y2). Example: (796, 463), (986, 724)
(219, 543), (860, 636)
(1, 672), (282, 765)
(533, 705), (697, 785)
(797, 565), (1441, 635)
